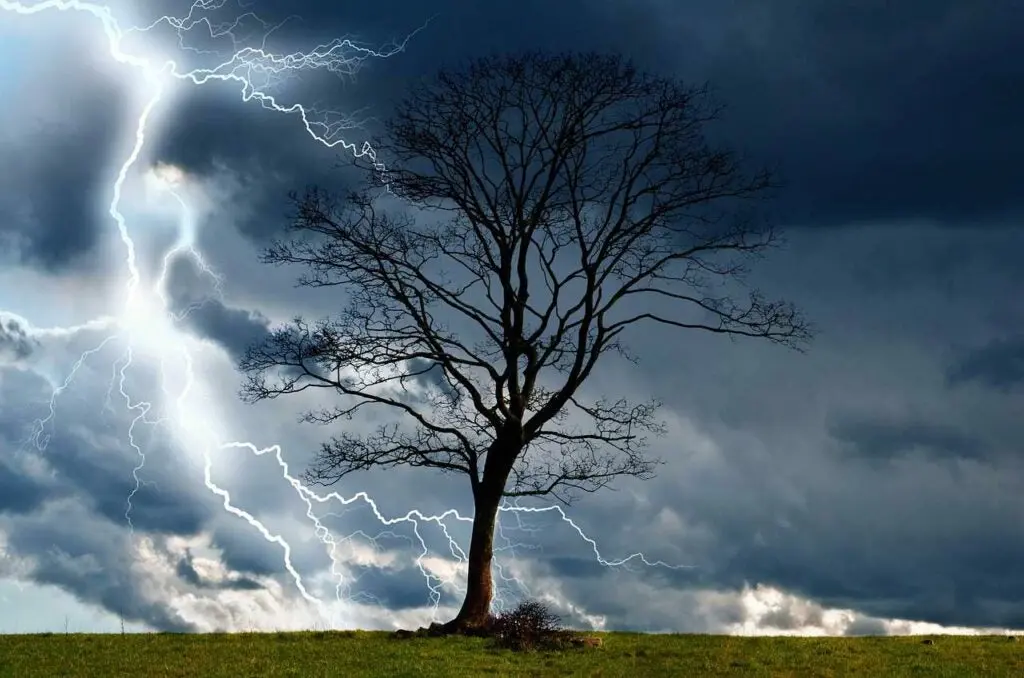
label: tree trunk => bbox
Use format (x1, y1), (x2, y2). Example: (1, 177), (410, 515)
(445, 488), (503, 633)
(443, 441), (517, 634)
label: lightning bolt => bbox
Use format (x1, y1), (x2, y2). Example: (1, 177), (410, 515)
(2, 0), (692, 632)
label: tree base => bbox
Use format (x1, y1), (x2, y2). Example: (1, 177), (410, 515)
(389, 617), (603, 652)
(437, 616), (495, 636)
(390, 615), (495, 640)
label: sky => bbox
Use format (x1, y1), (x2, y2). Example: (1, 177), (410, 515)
(0, 0), (1022, 636)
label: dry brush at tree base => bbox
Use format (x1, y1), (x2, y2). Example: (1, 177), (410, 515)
(238, 50), (812, 634)
(390, 599), (602, 651)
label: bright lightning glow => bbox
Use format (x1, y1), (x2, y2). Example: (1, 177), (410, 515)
(2, 0), (692, 631)
(149, 162), (187, 187)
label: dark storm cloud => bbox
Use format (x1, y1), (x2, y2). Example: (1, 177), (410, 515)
(30, 417), (207, 535)
(0, 33), (127, 272)
(181, 302), (272, 365)
(0, 369), (56, 515)
(687, 227), (1024, 630)
(0, 352), (350, 631)
(142, 0), (1024, 249)
(0, 459), (48, 515)
(0, 363), (210, 630)
(344, 563), (440, 610)
(639, 0), (1024, 227)
(175, 555), (203, 586)
(0, 366), (202, 632)
(544, 557), (612, 581)
(633, 474), (1024, 632)
(5, 511), (196, 632)
(165, 256), (272, 362)
(146, 0), (674, 242)
(947, 337), (1024, 391)
(0, 317), (38, 361)
(208, 524), (287, 578)
(520, 220), (1024, 633)
(736, 523), (1024, 630)
(828, 414), (986, 462)
(2, 1), (1017, 269)
(176, 552), (264, 591)
(228, 577), (264, 591)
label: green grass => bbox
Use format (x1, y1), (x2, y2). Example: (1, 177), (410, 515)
(0, 631), (1021, 677)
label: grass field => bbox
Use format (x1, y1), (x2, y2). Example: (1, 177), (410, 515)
(0, 631), (1021, 677)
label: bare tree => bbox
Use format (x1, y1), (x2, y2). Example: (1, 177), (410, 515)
(239, 52), (811, 634)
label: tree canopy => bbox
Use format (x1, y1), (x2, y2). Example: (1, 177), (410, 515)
(239, 51), (811, 631)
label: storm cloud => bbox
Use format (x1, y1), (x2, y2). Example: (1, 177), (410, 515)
(143, 0), (1024, 240)
(0, 26), (129, 273)
(947, 338), (1024, 392)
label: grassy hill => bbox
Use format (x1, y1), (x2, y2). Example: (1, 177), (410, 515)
(1, 630), (1021, 677)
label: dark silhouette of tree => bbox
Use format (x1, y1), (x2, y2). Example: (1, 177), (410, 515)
(239, 51), (811, 634)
